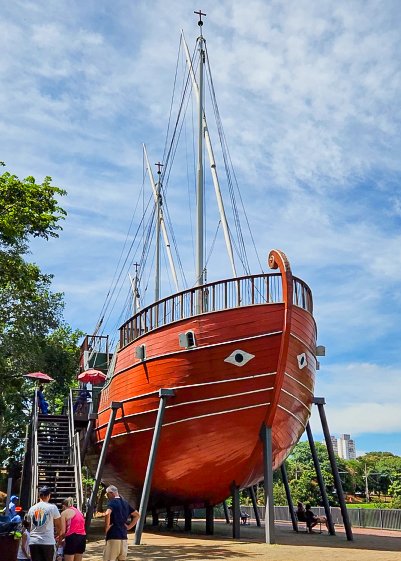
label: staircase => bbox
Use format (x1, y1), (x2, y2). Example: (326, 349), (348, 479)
(36, 414), (77, 507)
(27, 391), (83, 510)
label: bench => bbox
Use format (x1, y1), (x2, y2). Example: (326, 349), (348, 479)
(159, 511), (181, 530)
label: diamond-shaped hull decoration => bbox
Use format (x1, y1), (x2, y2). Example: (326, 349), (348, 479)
(224, 349), (255, 367)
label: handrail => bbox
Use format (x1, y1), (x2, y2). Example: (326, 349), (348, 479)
(30, 389), (39, 506)
(120, 272), (313, 348)
(68, 390), (83, 511)
(266, 249), (293, 427)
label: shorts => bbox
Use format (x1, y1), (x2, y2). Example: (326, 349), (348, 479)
(64, 533), (86, 555)
(103, 539), (128, 561)
(30, 544), (56, 561)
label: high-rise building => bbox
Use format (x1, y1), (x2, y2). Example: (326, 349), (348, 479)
(330, 435), (339, 456)
(322, 434), (356, 459)
(337, 434), (356, 460)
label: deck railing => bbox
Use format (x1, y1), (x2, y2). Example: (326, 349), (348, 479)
(120, 273), (313, 348)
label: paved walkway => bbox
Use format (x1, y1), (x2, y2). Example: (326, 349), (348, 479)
(84, 519), (401, 560)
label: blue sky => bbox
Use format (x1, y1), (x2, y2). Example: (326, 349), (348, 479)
(2, 1), (401, 456)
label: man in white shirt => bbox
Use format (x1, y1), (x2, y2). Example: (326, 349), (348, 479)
(27, 486), (61, 561)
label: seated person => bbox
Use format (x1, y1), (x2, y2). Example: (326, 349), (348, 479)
(304, 503), (318, 532)
(240, 510), (250, 525)
(305, 503), (329, 532)
(296, 501), (306, 522)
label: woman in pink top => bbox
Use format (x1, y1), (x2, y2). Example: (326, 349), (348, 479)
(59, 498), (86, 561)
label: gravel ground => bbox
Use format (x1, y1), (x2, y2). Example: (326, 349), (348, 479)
(84, 519), (401, 561)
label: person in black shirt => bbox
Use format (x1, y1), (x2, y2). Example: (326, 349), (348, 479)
(103, 485), (140, 561)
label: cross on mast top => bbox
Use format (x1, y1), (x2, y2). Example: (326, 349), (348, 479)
(155, 161), (164, 175)
(194, 9), (206, 28)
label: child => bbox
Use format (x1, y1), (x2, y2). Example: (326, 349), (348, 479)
(56, 545), (64, 561)
(17, 519), (30, 561)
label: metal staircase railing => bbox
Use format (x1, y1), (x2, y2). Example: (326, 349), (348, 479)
(30, 389), (39, 506)
(68, 390), (83, 511)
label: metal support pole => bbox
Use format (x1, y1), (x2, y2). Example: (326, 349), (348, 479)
(166, 507), (174, 529)
(5, 478), (12, 517)
(151, 508), (159, 526)
(205, 504), (214, 535)
(261, 423), (275, 543)
(85, 402), (122, 531)
(222, 500), (230, 524)
(184, 506), (192, 532)
(231, 483), (240, 539)
(280, 464), (298, 532)
(314, 397), (353, 541)
(306, 421), (335, 535)
(134, 389), (175, 545)
(81, 413), (97, 464)
(248, 486), (261, 527)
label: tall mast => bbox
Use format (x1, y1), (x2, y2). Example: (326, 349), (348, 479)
(181, 31), (238, 278)
(195, 9), (206, 287)
(143, 144), (179, 293)
(155, 161), (163, 302)
(129, 263), (141, 314)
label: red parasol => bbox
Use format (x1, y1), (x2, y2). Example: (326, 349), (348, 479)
(77, 369), (106, 384)
(24, 371), (54, 383)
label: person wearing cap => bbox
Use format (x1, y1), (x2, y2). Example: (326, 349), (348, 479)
(103, 485), (139, 561)
(27, 486), (61, 561)
(9, 495), (19, 517)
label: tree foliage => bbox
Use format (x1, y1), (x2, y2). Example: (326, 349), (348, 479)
(273, 441), (401, 507)
(0, 164), (81, 471)
(0, 165), (66, 250)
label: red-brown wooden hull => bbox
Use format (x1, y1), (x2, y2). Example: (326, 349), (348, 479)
(95, 300), (316, 507)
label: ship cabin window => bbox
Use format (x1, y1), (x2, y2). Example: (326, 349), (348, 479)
(135, 344), (146, 361)
(179, 330), (196, 349)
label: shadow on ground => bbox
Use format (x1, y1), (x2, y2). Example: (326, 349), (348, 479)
(85, 518), (401, 560)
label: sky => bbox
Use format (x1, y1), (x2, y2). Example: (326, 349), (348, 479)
(2, 1), (401, 456)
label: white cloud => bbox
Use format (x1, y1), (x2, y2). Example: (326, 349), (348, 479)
(2, 1), (401, 453)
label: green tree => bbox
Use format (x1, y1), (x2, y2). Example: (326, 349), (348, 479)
(0, 164), (80, 471)
(0, 165), (66, 250)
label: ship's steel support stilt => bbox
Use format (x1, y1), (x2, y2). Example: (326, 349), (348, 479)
(81, 413), (97, 464)
(222, 500), (230, 524)
(85, 402), (122, 532)
(261, 423), (275, 543)
(306, 421), (336, 535)
(134, 388), (175, 545)
(151, 508), (159, 526)
(231, 483), (240, 539)
(280, 463), (298, 532)
(166, 506), (174, 529)
(248, 486), (261, 527)
(205, 504), (214, 535)
(314, 397), (353, 541)
(184, 506), (192, 532)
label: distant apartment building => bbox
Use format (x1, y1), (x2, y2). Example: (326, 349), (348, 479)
(338, 434), (356, 459)
(330, 435), (338, 455)
(323, 434), (356, 459)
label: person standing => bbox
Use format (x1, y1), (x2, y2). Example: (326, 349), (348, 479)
(17, 518), (31, 561)
(8, 494), (19, 518)
(103, 485), (140, 561)
(27, 487), (61, 561)
(37, 386), (49, 415)
(59, 497), (86, 561)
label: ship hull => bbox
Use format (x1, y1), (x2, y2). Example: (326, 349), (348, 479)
(95, 299), (316, 507)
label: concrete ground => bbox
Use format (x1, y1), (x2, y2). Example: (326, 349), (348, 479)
(84, 519), (401, 560)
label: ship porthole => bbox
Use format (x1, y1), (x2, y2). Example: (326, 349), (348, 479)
(224, 349), (255, 367)
(297, 352), (307, 370)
